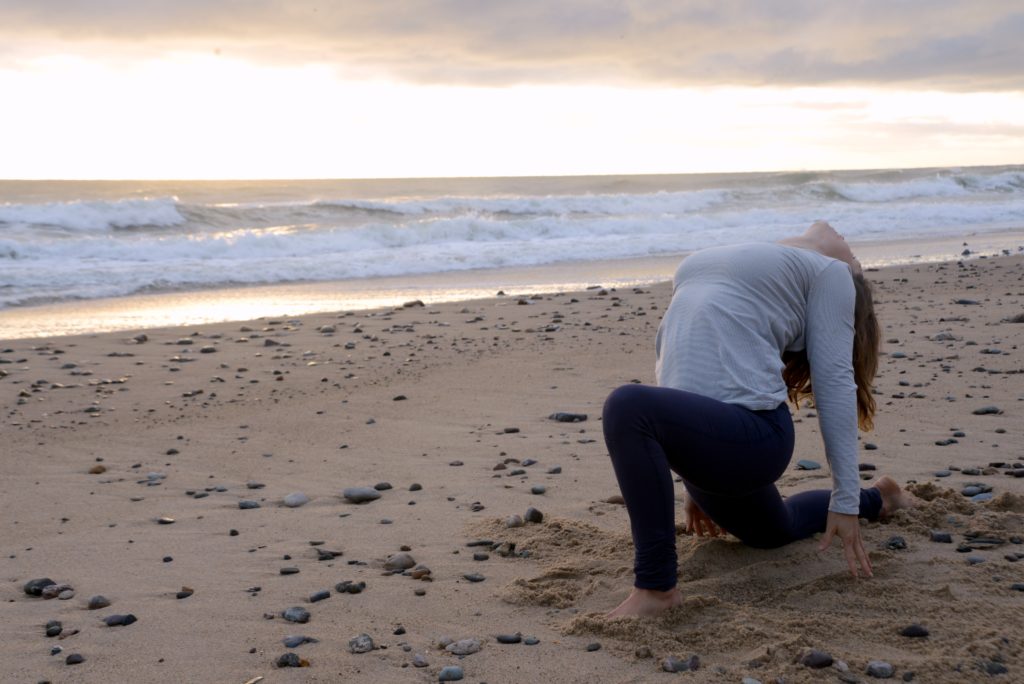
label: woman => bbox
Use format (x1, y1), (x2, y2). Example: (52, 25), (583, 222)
(602, 221), (914, 618)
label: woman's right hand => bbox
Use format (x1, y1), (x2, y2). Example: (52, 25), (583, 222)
(684, 494), (722, 537)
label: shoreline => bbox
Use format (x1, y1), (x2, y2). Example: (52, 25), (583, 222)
(3, 228), (1024, 341)
(2, 251), (1023, 682)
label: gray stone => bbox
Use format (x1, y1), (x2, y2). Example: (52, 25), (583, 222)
(412, 653), (429, 667)
(972, 406), (1003, 415)
(282, 606), (310, 623)
(239, 500), (261, 509)
(384, 552), (416, 571)
(797, 459), (822, 470)
(496, 632), (522, 644)
(549, 412), (588, 422)
(866, 660), (895, 678)
(530, 485), (546, 495)
(275, 652), (302, 668)
(446, 638), (481, 655)
(103, 613), (137, 627)
(348, 633), (374, 653)
(524, 506), (544, 523)
(505, 514), (524, 528)
(801, 650), (834, 668)
(283, 492), (310, 508)
(89, 594), (113, 609)
(24, 578), (56, 596)
(308, 590), (331, 603)
(899, 624), (929, 638)
(343, 487), (382, 503)
(438, 666), (464, 682)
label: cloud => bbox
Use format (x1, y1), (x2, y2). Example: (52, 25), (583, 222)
(1, 1), (1022, 89)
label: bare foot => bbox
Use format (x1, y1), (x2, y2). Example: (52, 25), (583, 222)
(874, 475), (916, 519)
(606, 587), (683, 618)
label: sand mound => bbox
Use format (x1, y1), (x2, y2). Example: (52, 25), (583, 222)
(475, 488), (1024, 682)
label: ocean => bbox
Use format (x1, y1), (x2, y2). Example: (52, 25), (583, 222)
(2, 165), (1024, 337)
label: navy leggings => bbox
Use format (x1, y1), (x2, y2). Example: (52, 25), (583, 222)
(602, 384), (882, 590)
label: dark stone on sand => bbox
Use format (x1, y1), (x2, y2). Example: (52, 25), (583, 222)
(864, 443), (878, 450)
(930, 531), (953, 543)
(309, 590), (331, 603)
(343, 487), (381, 503)
(65, 654), (85, 665)
(524, 506), (544, 523)
(662, 656), (689, 672)
(524, 636), (540, 645)
(103, 614), (137, 627)
(972, 406), (1003, 415)
(900, 624), (929, 638)
(530, 485), (546, 495)
(935, 470), (952, 477)
(384, 552), (416, 571)
(283, 607), (310, 623)
(276, 652), (303, 668)
(796, 459), (822, 470)
(335, 580), (366, 594)
(886, 536), (908, 550)
(462, 573), (486, 583)
(238, 500), (260, 509)
(229, 529), (239, 536)
(859, 463), (877, 471)
(409, 483), (423, 491)
(280, 567), (300, 575)
(473, 552), (489, 561)
(45, 620), (63, 637)
(586, 642), (601, 652)
(801, 650), (834, 668)
(503, 427), (520, 433)
(24, 578), (57, 596)
(985, 662), (1009, 676)
(547, 466), (562, 474)
(962, 467), (981, 476)
(176, 588), (193, 599)
(88, 595), (110, 610)
(1011, 583), (1024, 591)
(157, 516), (175, 524)
(496, 632), (522, 644)
(374, 482), (393, 491)
(549, 412), (588, 423)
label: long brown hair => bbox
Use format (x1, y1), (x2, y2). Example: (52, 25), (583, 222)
(782, 273), (880, 431)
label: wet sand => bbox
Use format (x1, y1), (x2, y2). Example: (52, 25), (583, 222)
(2, 251), (1023, 683)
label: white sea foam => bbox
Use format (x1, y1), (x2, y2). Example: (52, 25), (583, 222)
(1, 166), (1023, 308)
(0, 197), (185, 232)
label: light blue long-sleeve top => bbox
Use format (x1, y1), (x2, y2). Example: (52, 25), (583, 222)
(655, 242), (860, 514)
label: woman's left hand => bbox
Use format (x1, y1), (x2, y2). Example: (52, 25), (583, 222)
(684, 495), (722, 537)
(819, 511), (873, 578)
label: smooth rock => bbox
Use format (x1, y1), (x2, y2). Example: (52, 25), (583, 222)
(282, 635), (319, 648)
(446, 638), (481, 655)
(238, 500), (260, 509)
(972, 406), (1003, 415)
(349, 633), (374, 653)
(796, 459), (822, 470)
(530, 485), (546, 495)
(866, 660), (895, 678)
(413, 653), (429, 667)
(524, 506), (544, 523)
(885, 536), (907, 550)
(308, 590), (331, 603)
(549, 412), (587, 422)
(283, 492), (310, 508)
(662, 655), (690, 672)
(343, 487), (381, 503)
(899, 624), (929, 638)
(24, 578), (56, 596)
(103, 613), (137, 627)
(282, 606), (310, 623)
(930, 531), (953, 543)
(505, 514), (524, 528)
(438, 666), (464, 682)
(45, 620), (63, 637)
(384, 552), (416, 571)
(496, 632), (522, 644)
(41, 583), (72, 600)
(65, 654), (85, 665)
(524, 636), (540, 645)
(585, 642), (601, 652)
(276, 652), (304, 668)
(801, 650), (834, 668)
(87, 595), (111, 610)
(462, 573), (486, 583)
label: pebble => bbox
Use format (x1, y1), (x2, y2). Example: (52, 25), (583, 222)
(967, 555), (986, 565)
(24, 578), (56, 596)
(801, 650), (834, 668)
(530, 485), (546, 495)
(238, 500), (261, 509)
(462, 573), (486, 583)
(282, 635), (318, 648)
(384, 552), (416, 571)
(986, 662), (1009, 675)
(524, 636), (540, 645)
(438, 665), (464, 682)
(176, 587), (194, 599)
(45, 620), (62, 637)
(409, 483), (423, 491)
(866, 660), (895, 678)
(496, 632), (522, 644)
(103, 613), (138, 627)
(934, 470), (952, 477)
(336, 580), (366, 594)
(374, 482), (393, 490)
(65, 654), (85, 665)
(662, 655), (689, 672)
(972, 406), (1003, 415)
(348, 633), (375, 653)
(282, 606), (310, 623)
(900, 624), (929, 638)
(157, 516), (176, 524)
(343, 487), (382, 503)
(412, 653), (429, 667)
(885, 536), (907, 550)
(505, 514), (524, 528)
(796, 459), (822, 470)
(524, 506), (544, 523)
(280, 567), (300, 575)
(308, 590), (331, 603)
(446, 638), (481, 655)
(549, 412), (587, 422)
(275, 652), (304, 668)
(283, 492), (310, 508)
(585, 642), (601, 652)
(930, 530), (953, 543)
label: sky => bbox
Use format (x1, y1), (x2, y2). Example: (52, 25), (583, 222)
(1, 1), (1022, 179)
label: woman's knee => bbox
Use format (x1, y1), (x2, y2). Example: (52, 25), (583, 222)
(602, 383), (652, 430)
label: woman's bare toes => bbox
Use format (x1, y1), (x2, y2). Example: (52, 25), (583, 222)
(875, 475), (916, 518)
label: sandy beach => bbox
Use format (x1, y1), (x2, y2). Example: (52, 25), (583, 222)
(3, 251), (1023, 683)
